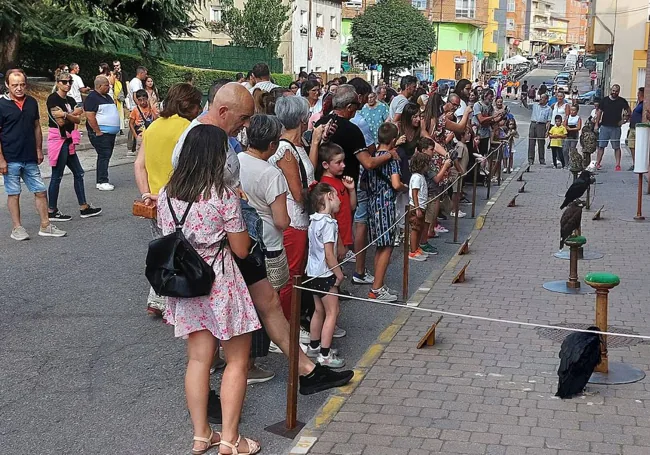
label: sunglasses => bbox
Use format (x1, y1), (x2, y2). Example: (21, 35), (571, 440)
(58, 80), (72, 85)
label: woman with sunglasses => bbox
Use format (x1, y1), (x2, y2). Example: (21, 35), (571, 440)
(45, 73), (102, 221)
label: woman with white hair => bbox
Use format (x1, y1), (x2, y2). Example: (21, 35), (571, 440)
(269, 96), (315, 320)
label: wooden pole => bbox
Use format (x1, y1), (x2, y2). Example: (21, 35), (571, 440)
(567, 245), (580, 289)
(594, 288), (609, 373)
(586, 184), (591, 210)
(286, 276), (302, 429)
(471, 164), (478, 217)
(635, 173), (646, 220)
(486, 155), (492, 200)
(402, 205), (410, 302)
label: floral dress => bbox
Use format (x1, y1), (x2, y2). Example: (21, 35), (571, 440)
(157, 187), (261, 340)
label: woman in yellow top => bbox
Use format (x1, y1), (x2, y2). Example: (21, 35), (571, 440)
(134, 82), (203, 316)
(113, 72), (125, 133)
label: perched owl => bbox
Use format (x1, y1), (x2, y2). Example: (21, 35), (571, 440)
(569, 148), (584, 172)
(580, 118), (598, 166)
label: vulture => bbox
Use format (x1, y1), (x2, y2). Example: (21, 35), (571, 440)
(556, 326), (603, 399)
(560, 200), (584, 249)
(560, 171), (596, 209)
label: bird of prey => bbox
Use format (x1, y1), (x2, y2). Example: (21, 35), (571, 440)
(580, 118), (598, 167)
(560, 200), (584, 249)
(560, 171), (596, 209)
(556, 326), (602, 399)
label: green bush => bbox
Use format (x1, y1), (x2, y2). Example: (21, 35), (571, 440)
(17, 36), (294, 96)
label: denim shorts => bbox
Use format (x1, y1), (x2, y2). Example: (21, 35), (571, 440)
(598, 126), (622, 149)
(3, 161), (47, 195)
(353, 189), (369, 224)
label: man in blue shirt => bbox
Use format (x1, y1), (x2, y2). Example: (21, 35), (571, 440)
(627, 87), (644, 171)
(528, 93), (552, 165)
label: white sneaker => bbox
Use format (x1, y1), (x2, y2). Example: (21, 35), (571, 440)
(317, 352), (346, 368)
(352, 270), (374, 285)
(303, 344), (337, 359)
(450, 210), (467, 218)
(333, 325), (347, 338)
(96, 183), (115, 191)
(268, 342), (282, 354)
(299, 328), (310, 344)
(10, 226), (30, 241)
(434, 225), (449, 233)
(369, 286), (399, 302)
(38, 224), (67, 237)
(344, 250), (356, 263)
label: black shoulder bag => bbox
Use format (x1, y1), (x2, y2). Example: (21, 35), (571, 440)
(145, 198), (223, 298)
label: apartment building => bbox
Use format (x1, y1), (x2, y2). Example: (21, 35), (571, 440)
(524, 0), (553, 55)
(565, 0), (588, 47)
(506, 0), (528, 56)
(587, 0), (648, 101)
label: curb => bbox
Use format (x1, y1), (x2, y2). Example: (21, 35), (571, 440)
(289, 166), (524, 454)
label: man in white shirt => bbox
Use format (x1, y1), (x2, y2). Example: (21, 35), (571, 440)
(250, 62), (279, 93)
(68, 63), (89, 105)
(389, 75), (417, 123)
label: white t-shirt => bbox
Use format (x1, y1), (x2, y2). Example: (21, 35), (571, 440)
(238, 153), (288, 251)
(69, 74), (84, 104)
(171, 118), (241, 188)
(409, 173), (428, 208)
(251, 80), (279, 93)
(389, 94), (409, 121)
(455, 98), (467, 122)
(305, 213), (338, 278)
(268, 140), (315, 230)
(128, 77), (144, 110)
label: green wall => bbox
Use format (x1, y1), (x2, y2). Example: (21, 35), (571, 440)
(436, 23), (483, 55)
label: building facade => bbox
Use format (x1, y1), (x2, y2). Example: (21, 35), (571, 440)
(587, 0), (648, 102)
(525, 0), (553, 55)
(506, 0), (527, 56)
(565, 0), (588, 47)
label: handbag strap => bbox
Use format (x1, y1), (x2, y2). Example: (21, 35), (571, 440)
(167, 197), (194, 231)
(136, 104), (152, 126)
(279, 139), (308, 189)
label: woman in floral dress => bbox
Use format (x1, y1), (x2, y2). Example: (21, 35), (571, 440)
(157, 124), (261, 455)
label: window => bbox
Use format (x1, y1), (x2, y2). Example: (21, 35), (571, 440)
(456, 0), (476, 18)
(330, 15), (336, 29)
(315, 66), (322, 72)
(506, 18), (515, 30)
(210, 6), (222, 22)
(316, 13), (323, 27)
(412, 0), (427, 9)
(329, 67), (336, 74)
(459, 33), (464, 41)
(301, 10), (308, 27)
(507, 0), (515, 11)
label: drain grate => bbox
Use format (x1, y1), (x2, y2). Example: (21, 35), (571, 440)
(536, 323), (643, 348)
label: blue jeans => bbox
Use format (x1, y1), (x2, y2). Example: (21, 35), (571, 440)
(2, 161), (47, 195)
(48, 141), (87, 210)
(88, 130), (116, 183)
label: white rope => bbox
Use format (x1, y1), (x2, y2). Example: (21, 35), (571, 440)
(294, 286), (650, 341)
(302, 143), (506, 285)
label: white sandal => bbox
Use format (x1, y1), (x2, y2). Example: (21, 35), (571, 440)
(191, 429), (220, 455)
(219, 435), (261, 455)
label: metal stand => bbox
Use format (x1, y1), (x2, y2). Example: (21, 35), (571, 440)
(589, 362), (646, 385)
(544, 241), (593, 294)
(553, 249), (604, 260)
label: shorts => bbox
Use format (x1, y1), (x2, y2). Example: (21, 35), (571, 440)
(598, 125), (622, 149)
(627, 128), (636, 149)
(424, 198), (437, 224)
(478, 137), (490, 156)
(3, 161), (47, 196)
(409, 204), (425, 231)
(353, 190), (369, 224)
(304, 275), (337, 296)
(449, 171), (464, 193)
(234, 244), (267, 286)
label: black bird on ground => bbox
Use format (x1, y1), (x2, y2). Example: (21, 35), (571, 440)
(560, 170), (596, 209)
(556, 326), (603, 398)
(560, 200), (584, 249)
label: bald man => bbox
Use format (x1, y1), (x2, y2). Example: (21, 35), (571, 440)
(84, 75), (121, 190)
(170, 82), (354, 395)
(596, 84), (630, 171)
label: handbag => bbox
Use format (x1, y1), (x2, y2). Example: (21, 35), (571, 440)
(136, 104), (154, 130)
(145, 197), (223, 298)
(264, 250), (290, 291)
(133, 200), (157, 219)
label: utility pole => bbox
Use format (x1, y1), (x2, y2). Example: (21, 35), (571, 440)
(307, 0), (313, 73)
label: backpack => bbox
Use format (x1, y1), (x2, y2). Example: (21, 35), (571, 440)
(145, 197), (224, 298)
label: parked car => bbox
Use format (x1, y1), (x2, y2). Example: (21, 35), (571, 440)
(555, 77), (570, 93)
(577, 90), (597, 104)
(436, 79), (456, 96)
(556, 71), (572, 82)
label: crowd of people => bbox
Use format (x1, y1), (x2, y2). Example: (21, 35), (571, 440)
(6, 58), (643, 453)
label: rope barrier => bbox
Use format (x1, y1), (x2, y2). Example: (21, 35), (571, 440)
(293, 285), (650, 341)
(301, 143), (506, 285)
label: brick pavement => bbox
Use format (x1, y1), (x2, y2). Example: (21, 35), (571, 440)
(292, 151), (650, 455)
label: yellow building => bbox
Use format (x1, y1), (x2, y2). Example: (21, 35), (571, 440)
(548, 16), (568, 47)
(482, 0), (499, 55)
(631, 23), (649, 102)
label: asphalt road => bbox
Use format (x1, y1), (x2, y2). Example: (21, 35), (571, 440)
(0, 71), (558, 454)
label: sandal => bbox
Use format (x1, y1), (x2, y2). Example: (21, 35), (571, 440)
(219, 435), (261, 455)
(191, 429), (220, 455)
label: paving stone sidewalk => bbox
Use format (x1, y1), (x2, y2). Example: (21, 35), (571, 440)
(293, 152), (650, 455)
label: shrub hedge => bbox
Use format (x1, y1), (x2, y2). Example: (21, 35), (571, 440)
(17, 36), (294, 96)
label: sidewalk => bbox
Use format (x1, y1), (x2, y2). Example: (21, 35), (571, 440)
(293, 152), (650, 454)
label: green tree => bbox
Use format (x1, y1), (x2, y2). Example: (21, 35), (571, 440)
(208, 0), (292, 55)
(347, 0), (436, 81)
(0, 0), (202, 71)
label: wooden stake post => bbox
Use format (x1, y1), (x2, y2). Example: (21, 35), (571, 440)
(471, 164), (478, 218)
(403, 205), (410, 302)
(595, 288), (609, 373)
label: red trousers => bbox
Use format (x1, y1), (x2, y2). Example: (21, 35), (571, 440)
(278, 227), (308, 320)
